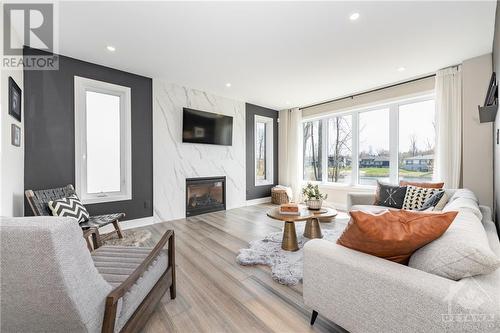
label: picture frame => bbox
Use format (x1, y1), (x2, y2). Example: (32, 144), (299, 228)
(11, 124), (21, 147)
(8, 77), (22, 122)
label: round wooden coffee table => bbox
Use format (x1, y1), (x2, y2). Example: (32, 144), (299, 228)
(267, 207), (338, 251)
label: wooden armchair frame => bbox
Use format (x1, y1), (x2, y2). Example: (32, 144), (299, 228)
(98, 230), (176, 333)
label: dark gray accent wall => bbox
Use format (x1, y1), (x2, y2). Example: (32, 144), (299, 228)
(493, 0), (500, 232)
(23, 47), (153, 220)
(246, 103), (278, 200)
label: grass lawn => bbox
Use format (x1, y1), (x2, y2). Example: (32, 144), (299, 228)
(360, 167), (431, 178)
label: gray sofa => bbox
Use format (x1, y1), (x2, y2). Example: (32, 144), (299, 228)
(303, 189), (500, 332)
(0, 217), (175, 333)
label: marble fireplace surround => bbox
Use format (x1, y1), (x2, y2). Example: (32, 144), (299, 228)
(153, 80), (246, 222)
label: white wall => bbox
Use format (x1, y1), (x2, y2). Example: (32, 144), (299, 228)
(153, 80), (246, 221)
(462, 53), (494, 207)
(0, 29), (24, 217)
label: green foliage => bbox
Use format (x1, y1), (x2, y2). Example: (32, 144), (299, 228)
(302, 183), (328, 200)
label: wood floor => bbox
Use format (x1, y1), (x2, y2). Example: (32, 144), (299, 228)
(137, 203), (347, 333)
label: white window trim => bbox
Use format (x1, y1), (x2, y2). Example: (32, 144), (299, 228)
(254, 115), (274, 186)
(302, 93), (435, 188)
(74, 76), (132, 204)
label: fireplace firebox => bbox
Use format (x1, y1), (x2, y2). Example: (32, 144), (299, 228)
(186, 177), (226, 217)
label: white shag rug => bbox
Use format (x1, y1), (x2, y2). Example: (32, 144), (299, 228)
(102, 230), (152, 247)
(237, 225), (343, 285)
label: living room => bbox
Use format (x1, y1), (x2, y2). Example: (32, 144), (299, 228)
(1, 1), (500, 332)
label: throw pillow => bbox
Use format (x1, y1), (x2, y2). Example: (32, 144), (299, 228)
(418, 191), (445, 211)
(402, 185), (443, 210)
(399, 181), (444, 189)
(48, 195), (89, 223)
(337, 210), (457, 264)
(433, 192), (449, 211)
(409, 210), (500, 280)
(373, 181), (407, 209)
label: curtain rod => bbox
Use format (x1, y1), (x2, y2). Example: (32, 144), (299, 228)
(299, 73), (437, 111)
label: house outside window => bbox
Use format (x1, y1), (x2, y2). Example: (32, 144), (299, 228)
(302, 95), (436, 186)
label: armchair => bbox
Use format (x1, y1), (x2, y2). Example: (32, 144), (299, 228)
(0, 216), (175, 332)
(25, 184), (125, 244)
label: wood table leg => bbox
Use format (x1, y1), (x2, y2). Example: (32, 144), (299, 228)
(304, 218), (323, 239)
(282, 221), (299, 251)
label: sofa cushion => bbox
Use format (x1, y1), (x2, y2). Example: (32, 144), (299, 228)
(350, 205), (395, 214)
(337, 210), (457, 264)
(409, 210), (500, 280)
(399, 181), (444, 189)
(91, 246), (168, 332)
(443, 197), (483, 220)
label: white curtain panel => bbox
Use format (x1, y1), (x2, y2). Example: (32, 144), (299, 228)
(278, 108), (303, 201)
(435, 65), (462, 188)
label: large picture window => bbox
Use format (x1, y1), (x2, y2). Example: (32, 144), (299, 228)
(398, 100), (436, 182)
(74, 76), (132, 204)
(303, 120), (323, 181)
(302, 95), (436, 186)
(327, 115), (352, 183)
(358, 108), (390, 185)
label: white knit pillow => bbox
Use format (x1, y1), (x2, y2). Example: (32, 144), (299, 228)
(402, 185), (443, 210)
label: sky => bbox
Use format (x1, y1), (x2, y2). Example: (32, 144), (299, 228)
(359, 99), (435, 155)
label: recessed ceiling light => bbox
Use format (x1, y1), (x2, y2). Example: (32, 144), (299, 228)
(225, 83), (232, 88)
(106, 45), (116, 52)
(349, 12), (360, 21)
(397, 66), (406, 72)
(286, 101), (291, 105)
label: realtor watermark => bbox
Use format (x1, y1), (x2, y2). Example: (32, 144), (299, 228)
(441, 276), (497, 329)
(2, 2), (58, 70)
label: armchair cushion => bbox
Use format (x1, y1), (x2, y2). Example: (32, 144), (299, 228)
(91, 246), (168, 332)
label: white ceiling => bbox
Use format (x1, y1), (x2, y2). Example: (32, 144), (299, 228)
(55, 1), (496, 110)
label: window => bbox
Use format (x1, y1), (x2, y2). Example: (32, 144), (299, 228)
(327, 115), (352, 183)
(74, 76), (132, 204)
(302, 95), (436, 186)
(303, 120), (323, 181)
(254, 115), (274, 185)
(359, 109), (390, 185)
(398, 100), (435, 182)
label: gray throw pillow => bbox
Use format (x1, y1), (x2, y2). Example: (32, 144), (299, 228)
(374, 182), (407, 209)
(418, 191), (445, 211)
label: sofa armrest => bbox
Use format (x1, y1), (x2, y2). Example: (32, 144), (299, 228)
(303, 239), (498, 332)
(346, 192), (375, 210)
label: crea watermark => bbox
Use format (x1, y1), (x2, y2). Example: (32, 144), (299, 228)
(441, 276), (497, 328)
(2, 2), (59, 70)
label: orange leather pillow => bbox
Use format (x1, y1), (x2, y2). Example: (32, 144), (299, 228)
(399, 181), (444, 189)
(337, 210), (457, 264)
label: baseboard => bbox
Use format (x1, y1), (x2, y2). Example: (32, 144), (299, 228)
(246, 197), (272, 206)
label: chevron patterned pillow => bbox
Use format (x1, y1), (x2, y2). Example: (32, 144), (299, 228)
(402, 185), (444, 210)
(48, 195), (90, 223)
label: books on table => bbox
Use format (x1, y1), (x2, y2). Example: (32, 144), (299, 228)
(279, 203), (300, 215)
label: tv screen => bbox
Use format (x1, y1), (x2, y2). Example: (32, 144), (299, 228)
(182, 108), (233, 145)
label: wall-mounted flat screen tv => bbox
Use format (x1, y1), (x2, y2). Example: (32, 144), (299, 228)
(182, 108), (233, 145)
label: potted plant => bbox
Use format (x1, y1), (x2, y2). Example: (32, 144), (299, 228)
(302, 183), (328, 210)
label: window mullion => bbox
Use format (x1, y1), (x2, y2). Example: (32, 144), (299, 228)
(321, 118), (328, 183)
(352, 112), (359, 186)
(389, 104), (399, 184)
